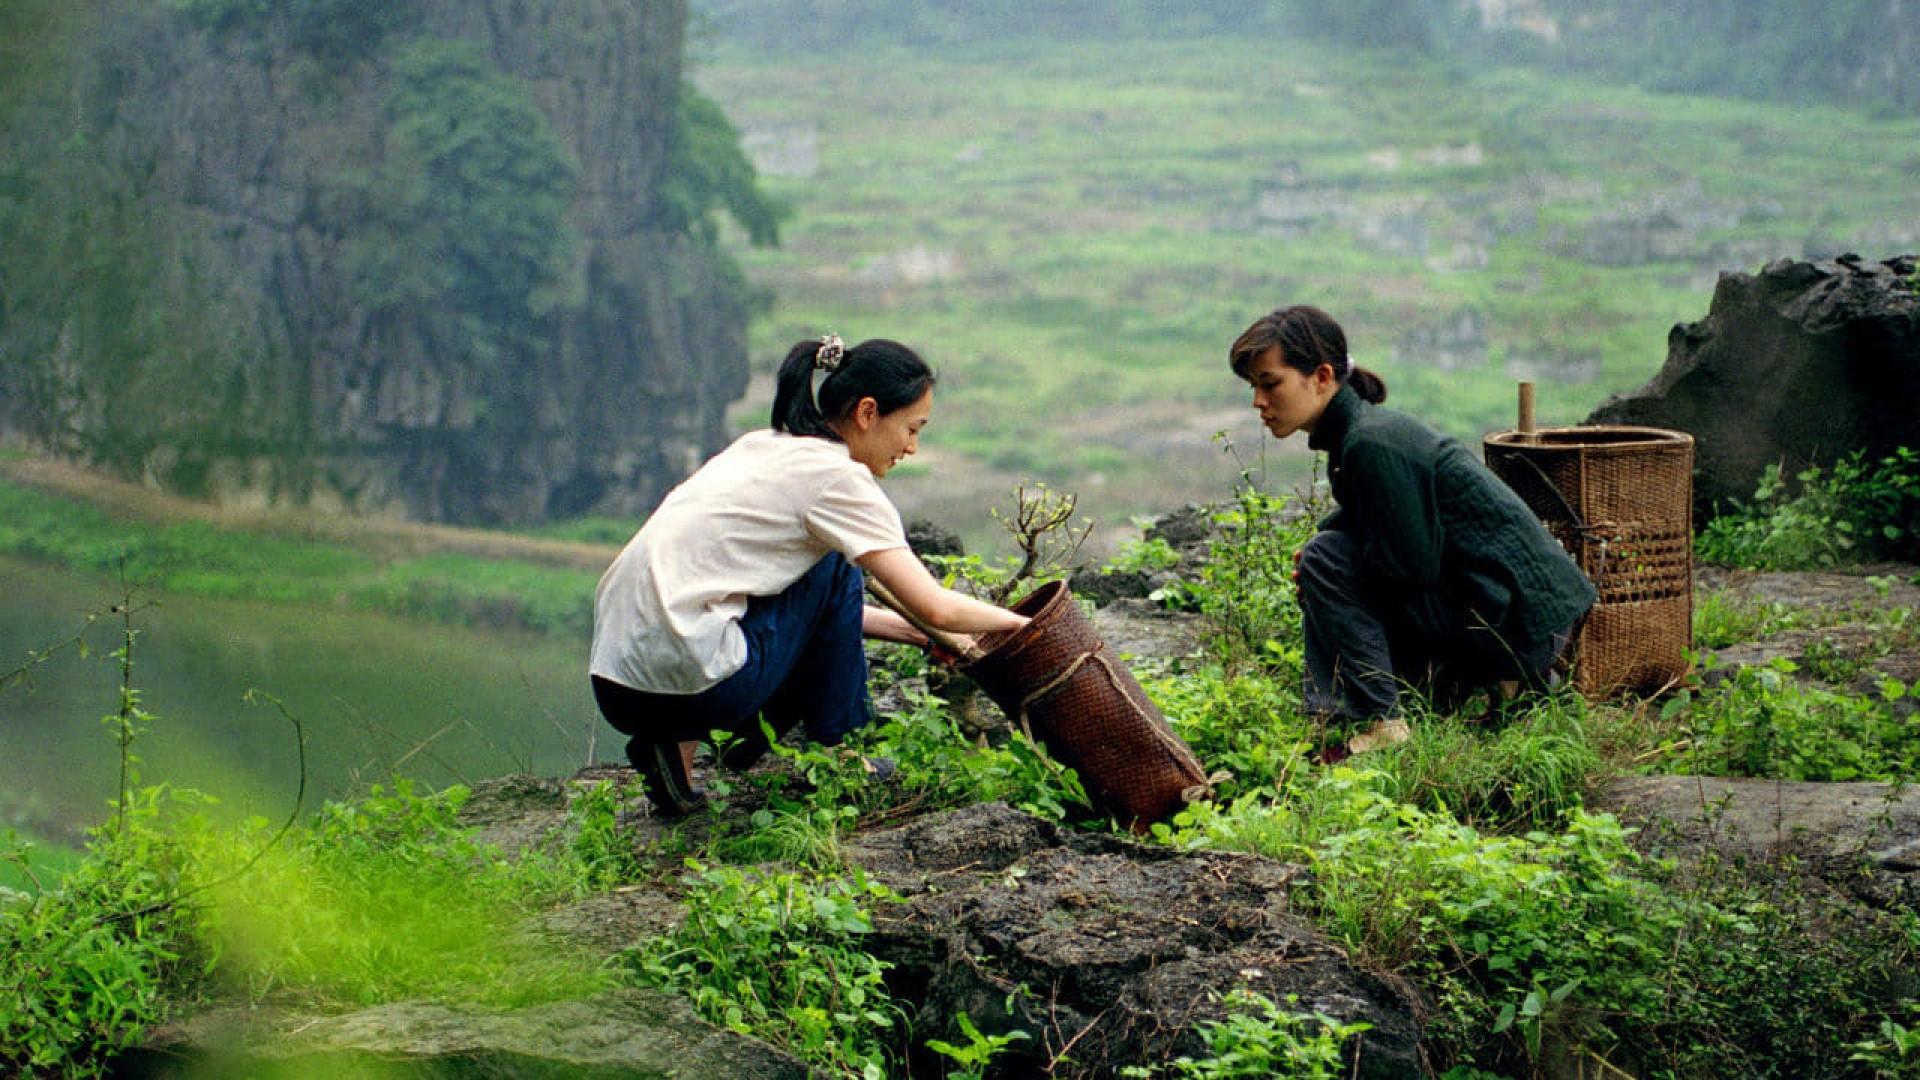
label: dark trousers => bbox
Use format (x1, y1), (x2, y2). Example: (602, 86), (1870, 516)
(591, 552), (872, 769)
(1296, 530), (1570, 723)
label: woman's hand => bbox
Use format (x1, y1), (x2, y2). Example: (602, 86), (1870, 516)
(926, 633), (978, 667)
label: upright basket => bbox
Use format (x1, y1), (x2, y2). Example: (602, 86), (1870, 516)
(1483, 426), (1695, 697)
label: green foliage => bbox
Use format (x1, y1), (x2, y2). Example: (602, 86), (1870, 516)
(1365, 699), (1598, 828)
(569, 778), (646, 890)
(168, 0), (417, 63)
(1157, 766), (1901, 1075)
(1150, 667), (1312, 797)
(1693, 592), (1811, 650)
(339, 38), (579, 370)
(660, 83), (788, 249)
(860, 683), (1092, 823)
(1697, 450), (1920, 569)
(700, 685), (1092, 862)
(1105, 535), (1182, 576)
(625, 862), (903, 1078)
(1184, 473), (1322, 671)
(925, 1012), (1029, 1079)
(1661, 662), (1920, 782)
(1852, 1002), (1920, 1078)
(189, 779), (604, 1007)
(0, 802), (200, 1078)
(0, 479), (597, 636)
(1159, 989), (1370, 1079)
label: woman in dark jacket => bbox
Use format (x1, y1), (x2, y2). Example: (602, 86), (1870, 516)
(1228, 305), (1595, 754)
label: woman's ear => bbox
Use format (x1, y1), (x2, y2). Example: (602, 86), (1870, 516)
(852, 396), (881, 429)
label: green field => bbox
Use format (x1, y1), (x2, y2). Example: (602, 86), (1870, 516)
(693, 32), (1920, 545)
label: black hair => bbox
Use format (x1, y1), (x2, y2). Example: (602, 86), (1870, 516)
(771, 337), (936, 438)
(1228, 304), (1387, 404)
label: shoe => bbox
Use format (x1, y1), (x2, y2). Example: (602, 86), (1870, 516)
(1311, 741), (1352, 767)
(1346, 717), (1411, 755)
(859, 754), (897, 782)
(718, 725), (772, 772)
(631, 740), (705, 817)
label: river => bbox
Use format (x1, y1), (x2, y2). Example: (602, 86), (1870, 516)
(0, 554), (603, 843)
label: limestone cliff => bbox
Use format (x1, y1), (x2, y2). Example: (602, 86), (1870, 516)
(0, 0), (755, 524)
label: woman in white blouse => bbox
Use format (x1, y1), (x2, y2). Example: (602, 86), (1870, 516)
(590, 336), (1028, 815)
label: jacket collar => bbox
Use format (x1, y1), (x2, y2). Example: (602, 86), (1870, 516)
(1307, 384), (1363, 455)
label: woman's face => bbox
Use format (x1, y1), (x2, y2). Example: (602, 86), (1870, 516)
(1246, 346), (1337, 439)
(839, 387), (933, 478)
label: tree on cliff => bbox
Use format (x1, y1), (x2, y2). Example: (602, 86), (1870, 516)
(0, 0), (786, 524)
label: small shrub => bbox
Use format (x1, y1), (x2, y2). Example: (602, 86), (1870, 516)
(1697, 449), (1920, 569)
(1121, 989), (1369, 1079)
(926, 1012), (1029, 1080)
(625, 863), (904, 1078)
(1661, 662), (1920, 782)
(1186, 477), (1320, 672)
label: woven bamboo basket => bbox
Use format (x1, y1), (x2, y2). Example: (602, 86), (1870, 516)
(962, 581), (1211, 831)
(1484, 425), (1694, 697)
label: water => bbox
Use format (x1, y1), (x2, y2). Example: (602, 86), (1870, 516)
(0, 555), (604, 842)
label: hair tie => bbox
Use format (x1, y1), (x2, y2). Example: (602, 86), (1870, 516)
(814, 334), (845, 372)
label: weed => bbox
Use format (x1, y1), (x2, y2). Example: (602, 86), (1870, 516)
(569, 777), (646, 889)
(1185, 465), (1322, 672)
(926, 1012), (1029, 1079)
(1697, 449), (1920, 569)
(1122, 988), (1370, 1079)
(1660, 662), (1920, 782)
(1692, 592), (1809, 650)
(624, 862), (904, 1078)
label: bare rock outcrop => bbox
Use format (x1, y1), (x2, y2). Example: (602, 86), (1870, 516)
(1587, 255), (1920, 527)
(847, 802), (1423, 1080)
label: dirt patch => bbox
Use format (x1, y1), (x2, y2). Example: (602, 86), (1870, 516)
(847, 802), (1421, 1079)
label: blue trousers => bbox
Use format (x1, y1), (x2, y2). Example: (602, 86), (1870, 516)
(1297, 530), (1568, 722)
(591, 552), (873, 763)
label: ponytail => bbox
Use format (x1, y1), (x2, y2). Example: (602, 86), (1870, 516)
(770, 336), (936, 439)
(1346, 365), (1388, 404)
(772, 339), (835, 438)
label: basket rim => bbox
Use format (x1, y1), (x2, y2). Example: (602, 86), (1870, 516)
(1484, 425), (1694, 451)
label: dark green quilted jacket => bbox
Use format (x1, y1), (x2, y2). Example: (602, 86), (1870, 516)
(1307, 385), (1596, 652)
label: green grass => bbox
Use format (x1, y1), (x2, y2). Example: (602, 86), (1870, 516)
(695, 32), (1920, 542)
(0, 479), (598, 637)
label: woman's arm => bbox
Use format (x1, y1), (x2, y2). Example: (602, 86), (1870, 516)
(863, 603), (927, 645)
(858, 547), (1030, 635)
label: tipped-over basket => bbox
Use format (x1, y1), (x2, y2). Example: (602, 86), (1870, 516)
(961, 581), (1211, 832)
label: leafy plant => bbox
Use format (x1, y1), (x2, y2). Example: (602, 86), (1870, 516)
(1184, 464), (1324, 672)
(1851, 1002), (1920, 1078)
(625, 862), (904, 1078)
(1167, 989), (1371, 1080)
(1660, 661), (1920, 782)
(1697, 450), (1920, 569)
(926, 1011), (1029, 1079)
(569, 778), (646, 889)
